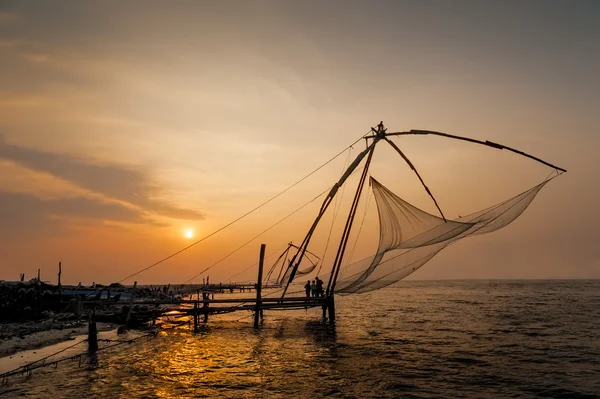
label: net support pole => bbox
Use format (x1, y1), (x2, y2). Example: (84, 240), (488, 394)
(281, 138), (380, 297)
(327, 295), (336, 323)
(327, 145), (376, 297)
(254, 244), (265, 328)
(328, 122), (385, 299)
(272, 244), (292, 285)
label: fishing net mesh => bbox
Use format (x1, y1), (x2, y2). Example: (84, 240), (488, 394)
(272, 247), (320, 286)
(335, 177), (549, 294)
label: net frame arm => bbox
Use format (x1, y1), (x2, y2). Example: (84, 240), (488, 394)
(364, 130), (566, 172)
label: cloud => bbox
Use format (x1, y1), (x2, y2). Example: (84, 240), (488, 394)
(0, 135), (204, 220)
(0, 191), (163, 239)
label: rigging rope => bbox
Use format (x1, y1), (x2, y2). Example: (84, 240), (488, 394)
(263, 245), (290, 284)
(227, 242), (289, 283)
(339, 185), (372, 281)
(318, 146), (353, 276)
(118, 132), (371, 283)
(184, 185), (333, 283)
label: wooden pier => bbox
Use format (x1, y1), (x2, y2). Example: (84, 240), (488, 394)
(76, 243), (332, 351)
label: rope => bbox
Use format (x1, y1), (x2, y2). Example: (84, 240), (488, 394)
(318, 146), (353, 276)
(226, 242), (290, 283)
(339, 187), (372, 281)
(118, 132), (370, 283)
(184, 186), (332, 283)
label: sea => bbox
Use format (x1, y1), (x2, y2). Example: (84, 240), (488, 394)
(1, 280), (599, 398)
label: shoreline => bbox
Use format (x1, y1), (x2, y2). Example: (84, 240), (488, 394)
(0, 321), (115, 358)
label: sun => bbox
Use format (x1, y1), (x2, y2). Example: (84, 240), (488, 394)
(184, 228), (194, 239)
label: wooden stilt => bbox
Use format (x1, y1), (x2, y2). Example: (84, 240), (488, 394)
(58, 262), (62, 303)
(88, 311), (98, 352)
(76, 296), (82, 322)
(327, 295), (336, 323)
(254, 244), (265, 328)
(125, 281), (137, 324)
(193, 302), (198, 331)
(202, 293), (209, 323)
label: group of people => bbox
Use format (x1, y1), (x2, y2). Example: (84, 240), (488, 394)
(304, 277), (324, 298)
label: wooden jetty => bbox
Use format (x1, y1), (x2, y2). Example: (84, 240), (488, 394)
(79, 244), (328, 337)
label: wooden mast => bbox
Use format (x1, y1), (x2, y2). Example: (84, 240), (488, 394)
(280, 135), (381, 297)
(324, 123), (385, 321)
(254, 244), (265, 328)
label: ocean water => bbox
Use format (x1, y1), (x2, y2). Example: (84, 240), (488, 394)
(1, 280), (599, 398)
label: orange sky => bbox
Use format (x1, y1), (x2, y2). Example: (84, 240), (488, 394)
(0, 1), (598, 285)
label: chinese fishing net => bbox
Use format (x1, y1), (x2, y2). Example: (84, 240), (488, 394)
(267, 245), (320, 286)
(334, 176), (551, 294)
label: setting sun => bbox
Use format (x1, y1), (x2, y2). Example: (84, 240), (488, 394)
(184, 228), (194, 239)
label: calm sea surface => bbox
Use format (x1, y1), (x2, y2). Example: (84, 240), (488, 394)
(1, 280), (599, 398)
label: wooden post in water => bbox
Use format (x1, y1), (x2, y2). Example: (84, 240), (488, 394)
(254, 244), (265, 328)
(88, 308), (98, 352)
(58, 262), (62, 303)
(125, 281), (137, 324)
(202, 292), (209, 323)
(76, 295), (82, 322)
(193, 302), (198, 332)
(328, 295), (336, 323)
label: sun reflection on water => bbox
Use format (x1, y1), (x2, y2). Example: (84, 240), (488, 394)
(3, 281), (600, 398)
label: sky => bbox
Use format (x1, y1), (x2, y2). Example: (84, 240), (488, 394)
(0, 1), (598, 285)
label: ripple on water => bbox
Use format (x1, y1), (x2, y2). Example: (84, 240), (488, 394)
(1, 280), (599, 398)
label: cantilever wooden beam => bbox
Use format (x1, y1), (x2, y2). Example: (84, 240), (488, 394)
(364, 130), (567, 172)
